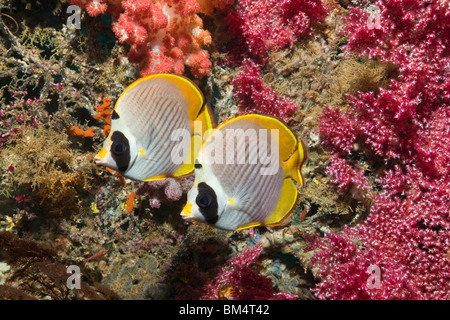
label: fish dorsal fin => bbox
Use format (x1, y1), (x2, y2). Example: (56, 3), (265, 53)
(219, 114), (298, 161)
(263, 178), (298, 227)
(163, 74), (205, 122)
(117, 73), (204, 122)
(218, 114), (306, 185)
(114, 74), (208, 181)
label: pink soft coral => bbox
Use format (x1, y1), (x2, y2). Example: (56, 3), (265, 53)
(312, 0), (450, 300)
(69, 0), (212, 78)
(132, 176), (194, 209)
(223, 0), (328, 65)
(177, 244), (298, 300)
(231, 59), (298, 121)
(326, 155), (371, 194)
(319, 0), (450, 176)
(310, 165), (450, 300)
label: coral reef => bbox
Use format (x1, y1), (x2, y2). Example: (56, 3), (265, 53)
(177, 243), (298, 300)
(311, 0), (450, 299)
(196, 0), (235, 15)
(222, 0), (328, 65)
(1, 0), (447, 303)
(133, 176), (194, 209)
(231, 59), (298, 121)
(0, 231), (120, 299)
(1, 125), (99, 216)
(69, 0), (214, 78)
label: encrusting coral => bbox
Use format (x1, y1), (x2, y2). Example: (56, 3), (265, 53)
(0, 231), (120, 299)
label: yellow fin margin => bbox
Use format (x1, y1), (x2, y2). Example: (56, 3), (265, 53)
(218, 114), (307, 186)
(235, 179), (298, 230)
(195, 103), (215, 131)
(218, 114), (298, 161)
(264, 178), (298, 227)
(117, 73), (204, 122)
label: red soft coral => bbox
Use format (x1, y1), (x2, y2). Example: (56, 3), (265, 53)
(223, 0), (328, 65)
(68, 0), (212, 78)
(311, 0), (450, 300)
(231, 59), (298, 121)
(177, 244), (298, 300)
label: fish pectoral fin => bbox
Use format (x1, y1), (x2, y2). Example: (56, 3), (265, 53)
(263, 178), (298, 227)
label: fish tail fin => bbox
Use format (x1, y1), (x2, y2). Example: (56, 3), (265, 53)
(283, 140), (307, 187)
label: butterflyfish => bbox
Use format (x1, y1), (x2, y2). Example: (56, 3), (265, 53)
(94, 74), (215, 181)
(181, 114), (307, 231)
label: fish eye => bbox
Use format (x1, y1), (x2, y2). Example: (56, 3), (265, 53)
(197, 193), (212, 208)
(110, 131), (130, 172)
(196, 183), (218, 224)
(112, 140), (126, 155)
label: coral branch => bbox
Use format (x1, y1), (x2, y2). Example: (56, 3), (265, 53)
(223, 0), (328, 65)
(69, 0), (213, 78)
(231, 59), (298, 121)
(312, 0), (450, 300)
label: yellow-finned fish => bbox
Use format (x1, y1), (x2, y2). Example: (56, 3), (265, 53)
(181, 114), (307, 231)
(94, 74), (215, 181)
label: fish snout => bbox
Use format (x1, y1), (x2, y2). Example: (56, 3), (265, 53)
(180, 201), (193, 219)
(94, 148), (108, 165)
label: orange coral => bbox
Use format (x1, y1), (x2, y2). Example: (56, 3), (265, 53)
(68, 97), (111, 138)
(126, 190), (136, 213)
(93, 97), (112, 137)
(68, 124), (95, 137)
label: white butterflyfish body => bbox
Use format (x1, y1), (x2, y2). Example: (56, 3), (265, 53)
(181, 114), (307, 231)
(94, 73), (215, 181)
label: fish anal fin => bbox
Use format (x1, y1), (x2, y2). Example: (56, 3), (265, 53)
(235, 221), (263, 231)
(171, 163), (194, 178)
(264, 178), (298, 227)
(143, 174), (169, 182)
